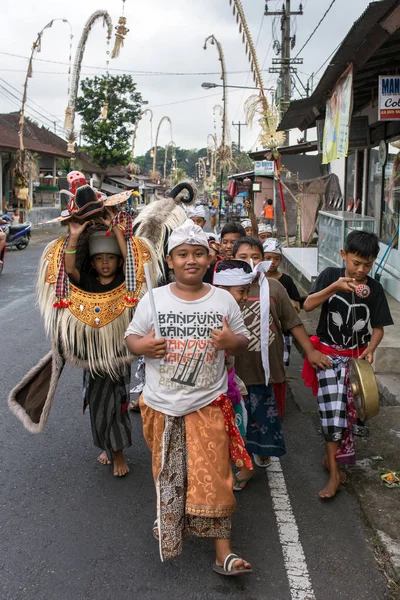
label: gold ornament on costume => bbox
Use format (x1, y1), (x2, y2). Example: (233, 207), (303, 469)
(45, 235), (150, 328)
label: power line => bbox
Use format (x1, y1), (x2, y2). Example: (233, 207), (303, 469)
(294, 0), (337, 59)
(314, 42), (341, 78)
(0, 76), (65, 127)
(147, 88), (243, 109)
(0, 87), (60, 132)
(0, 50), (273, 77)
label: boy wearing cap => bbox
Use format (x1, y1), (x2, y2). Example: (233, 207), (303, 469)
(125, 220), (253, 575)
(264, 238), (301, 375)
(187, 205), (207, 229)
(213, 259), (254, 440)
(65, 211), (132, 477)
(232, 236), (330, 488)
(257, 223), (273, 244)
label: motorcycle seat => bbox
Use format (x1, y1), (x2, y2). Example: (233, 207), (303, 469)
(9, 223), (30, 233)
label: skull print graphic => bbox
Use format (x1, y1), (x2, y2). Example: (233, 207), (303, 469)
(327, 295), (371, 349)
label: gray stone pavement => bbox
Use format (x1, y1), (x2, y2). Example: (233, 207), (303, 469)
(0, 237), (398, 599)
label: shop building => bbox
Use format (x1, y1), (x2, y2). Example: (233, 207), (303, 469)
(278, 0), (400, 301)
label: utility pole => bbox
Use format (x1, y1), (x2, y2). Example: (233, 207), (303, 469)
(265, 1), (303, 131)
(232, 121), (247, 154)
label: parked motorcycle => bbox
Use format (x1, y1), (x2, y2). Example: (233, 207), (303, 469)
(1, 215), (32, 250)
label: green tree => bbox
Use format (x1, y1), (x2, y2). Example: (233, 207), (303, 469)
(76, 75), (146, 176)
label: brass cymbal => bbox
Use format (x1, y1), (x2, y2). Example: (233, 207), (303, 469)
(349, 358), (379, 421)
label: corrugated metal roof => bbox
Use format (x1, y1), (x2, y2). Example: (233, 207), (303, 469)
(101, 182), (125, 195)
(278, 0), (400, 131)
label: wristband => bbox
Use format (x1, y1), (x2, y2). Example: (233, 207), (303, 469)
(65, 249), (77, 255)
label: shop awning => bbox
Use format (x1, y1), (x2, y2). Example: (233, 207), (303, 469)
(278, 0), (400, 132)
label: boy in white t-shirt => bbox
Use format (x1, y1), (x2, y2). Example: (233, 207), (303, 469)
(125, 220), (253, 576)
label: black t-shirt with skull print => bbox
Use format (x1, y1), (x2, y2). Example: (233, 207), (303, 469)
(310, 267), (393, 350)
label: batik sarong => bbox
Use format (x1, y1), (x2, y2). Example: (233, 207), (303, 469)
(140, 396), (250, 561)
(245, 384), (286, 459)
(83, 364), (132, 461)
(316, 356), (367, 465)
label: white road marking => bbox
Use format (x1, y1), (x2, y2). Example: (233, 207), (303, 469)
(267, 458), (316, 600)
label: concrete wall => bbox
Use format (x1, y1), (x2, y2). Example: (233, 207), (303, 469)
(27, 207), (61, 227)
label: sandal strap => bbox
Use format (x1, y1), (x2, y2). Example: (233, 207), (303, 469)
(223, 553), (240, 572)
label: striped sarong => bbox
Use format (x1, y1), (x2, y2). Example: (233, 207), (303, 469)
(83, 365), (132, 461)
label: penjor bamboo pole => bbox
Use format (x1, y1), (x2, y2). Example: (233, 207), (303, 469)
(274, 157), (290, 248)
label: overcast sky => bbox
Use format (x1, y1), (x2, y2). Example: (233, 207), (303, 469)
(0, 0), (372, 156)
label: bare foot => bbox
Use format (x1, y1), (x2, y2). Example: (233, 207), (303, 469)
(322, 456), (347, 483)
(319, 473), (342, 499)
(112, 450), (129, 477)
(97, 451), (111, 466)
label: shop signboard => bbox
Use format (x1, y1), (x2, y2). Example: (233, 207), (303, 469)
(254, 160), (274, 176)
(379, 76), (400, 121)
(322, 64), (353, 164)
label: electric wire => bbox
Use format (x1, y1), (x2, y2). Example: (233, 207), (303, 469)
(0, 82), (67, 133)
(294, 0), (337, 59)
(313, 41), (341, 78)
(0, 76), (67, 128)
(0, 51), (273, 77)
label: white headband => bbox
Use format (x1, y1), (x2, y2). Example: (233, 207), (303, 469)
(213, 267), (254, 286)
(241, 219), (252, 229)
(168, 219), (209, 253)
(258, 223), (272, 234)
(187, 205), (206, 219)
(263, 238), (282, 255)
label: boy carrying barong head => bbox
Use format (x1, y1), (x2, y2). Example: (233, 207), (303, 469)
(125, 220), (254, 576)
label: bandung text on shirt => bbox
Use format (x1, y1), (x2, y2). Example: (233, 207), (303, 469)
(158, 310), (223, 389)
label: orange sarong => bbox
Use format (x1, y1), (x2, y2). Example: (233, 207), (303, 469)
(140, 398), (236, 520)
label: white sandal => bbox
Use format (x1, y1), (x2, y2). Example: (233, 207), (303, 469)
(253, 455), (271, 468)
(213, 553), (253, 576)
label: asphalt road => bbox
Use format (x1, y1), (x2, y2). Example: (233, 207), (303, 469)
(0, 238), (393, 600)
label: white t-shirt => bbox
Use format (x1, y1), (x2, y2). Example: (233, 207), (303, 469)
(125, 284), (249, 417)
